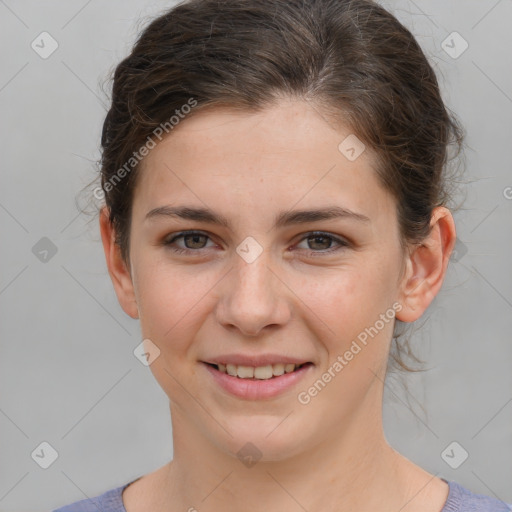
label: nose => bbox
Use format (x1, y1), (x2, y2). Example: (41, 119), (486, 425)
(215, 250), (291, 337)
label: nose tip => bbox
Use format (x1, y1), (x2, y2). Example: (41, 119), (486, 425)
(216, 259), (291, 337)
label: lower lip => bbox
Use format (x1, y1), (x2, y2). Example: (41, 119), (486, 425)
(202, 362), (314, 400)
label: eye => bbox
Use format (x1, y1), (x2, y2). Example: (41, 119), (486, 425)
(163, 231), (216, 255)
(294, 231), (350, 255)
(163, 230), (349, 256)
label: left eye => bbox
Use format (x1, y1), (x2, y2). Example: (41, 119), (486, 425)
(163, 231), (349, 255)
(295, 232), (349, 253)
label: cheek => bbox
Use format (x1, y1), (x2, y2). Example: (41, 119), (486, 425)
(297, 261), (400, 392)
(133, 258), (207, 345)
(303, 260), (397, 338)
(133, 261), (210, 395)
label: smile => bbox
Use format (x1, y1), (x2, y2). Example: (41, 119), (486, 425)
(202, 362), (314, 400)
(209, 362), (309, 380)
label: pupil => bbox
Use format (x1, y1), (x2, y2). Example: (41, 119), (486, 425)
(310, 235), (329, 250)
(186, 234), (205, 248)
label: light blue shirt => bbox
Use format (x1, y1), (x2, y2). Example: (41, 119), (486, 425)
(53, 477), (512, 511)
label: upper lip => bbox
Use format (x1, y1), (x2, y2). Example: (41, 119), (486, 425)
(203, 354), (312, 367)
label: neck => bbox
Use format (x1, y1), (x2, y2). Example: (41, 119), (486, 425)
(160, 394), (416, 511)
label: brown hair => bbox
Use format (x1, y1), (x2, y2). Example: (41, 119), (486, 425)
(91, 0), (465, 374)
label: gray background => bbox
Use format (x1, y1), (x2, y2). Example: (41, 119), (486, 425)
(1, 1), (511, 510)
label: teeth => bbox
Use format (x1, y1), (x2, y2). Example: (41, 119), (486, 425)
(237, 365), (254, 378)
(273, 363), (285, 376)
(254, 365), (273, 379)
(215, 362), (304, 379)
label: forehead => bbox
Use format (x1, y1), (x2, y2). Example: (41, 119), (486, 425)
(132, 99), (394, 228)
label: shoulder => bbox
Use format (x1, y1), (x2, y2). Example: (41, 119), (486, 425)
(442, 479), (512, 512)
(52, 480), (135, 512)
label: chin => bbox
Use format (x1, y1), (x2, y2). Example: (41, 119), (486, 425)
(214, 418), (311, 464)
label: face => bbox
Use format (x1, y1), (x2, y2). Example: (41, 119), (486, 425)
(108, 98), (414, 461)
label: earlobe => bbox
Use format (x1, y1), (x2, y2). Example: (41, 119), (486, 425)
(99, 207), (139, 319)
(395, 206), (456, 323)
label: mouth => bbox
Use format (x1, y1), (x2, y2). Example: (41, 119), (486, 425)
(204, 361), (313, 380)
(201, 361), (315, 400)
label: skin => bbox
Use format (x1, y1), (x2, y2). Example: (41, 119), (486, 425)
(100, 98), (456, 512)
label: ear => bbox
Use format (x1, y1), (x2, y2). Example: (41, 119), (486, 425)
(396, 206), (456, 323)
(99, 207), (139, 319)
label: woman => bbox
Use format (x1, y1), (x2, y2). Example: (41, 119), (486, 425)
(54, 0), (512, 510)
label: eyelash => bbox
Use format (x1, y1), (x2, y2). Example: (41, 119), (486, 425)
(163, 230), (350, 256)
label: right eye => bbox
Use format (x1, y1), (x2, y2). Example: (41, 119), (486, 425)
(163, 231), (216, 255)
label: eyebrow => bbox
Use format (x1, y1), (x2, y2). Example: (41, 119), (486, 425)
(144, 204), (371, 228)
